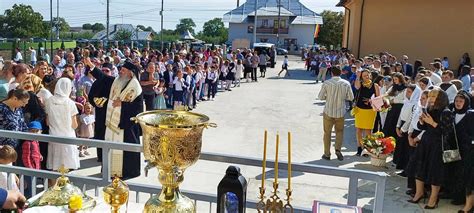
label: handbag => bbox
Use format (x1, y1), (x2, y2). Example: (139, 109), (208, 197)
(350, 87), (361, 116)
(442, 121), (461, 163)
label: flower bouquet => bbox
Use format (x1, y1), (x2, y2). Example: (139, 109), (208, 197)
(362, 132), (396, 166)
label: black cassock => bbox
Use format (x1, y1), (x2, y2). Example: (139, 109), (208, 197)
(88, 67), (144, 179)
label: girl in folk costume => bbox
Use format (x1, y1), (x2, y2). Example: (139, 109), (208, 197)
(225, 60), (236, 91)
(219, 61), (229, 91)
(44, 78), (80, 181)
(104, 61), (143, 179)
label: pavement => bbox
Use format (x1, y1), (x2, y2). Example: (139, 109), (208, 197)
(73, 55), (460, 212)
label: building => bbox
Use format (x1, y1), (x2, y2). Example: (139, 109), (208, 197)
(92, 24), (154, 41)
(223, 0), (323, 49)
(337, 0), (474, 68)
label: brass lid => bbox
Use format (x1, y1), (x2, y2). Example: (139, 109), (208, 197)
(37, 165), (83, 206)
(103, 177), (129, 196)
(132, 110), (216, 129)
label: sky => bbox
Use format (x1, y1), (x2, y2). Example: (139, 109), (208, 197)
(0, 0), (343, 32)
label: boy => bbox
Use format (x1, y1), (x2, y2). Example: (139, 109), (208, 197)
(21, 121), (43, 198)
(277, 55), (290, 77)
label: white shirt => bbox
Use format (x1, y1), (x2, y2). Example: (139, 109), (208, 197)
(173, 77), (186, 91)
(30, 50), (37, 62)
(283, 58), (288, 65)
(14, 52), (23, 62)
(0, 163), (18, 190)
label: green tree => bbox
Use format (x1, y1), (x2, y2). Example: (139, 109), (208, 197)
(0, 4), (48, 38)
(202, 18), (225, 37)
(91, 23), (105, 32)
(82, 23), (92, 30)
(136, 25), (146, 31)
(317, 10), (344, 48)
(175, 18), (196, 35)
(114, 29), (132, 40)
(154, 29), (179, 42)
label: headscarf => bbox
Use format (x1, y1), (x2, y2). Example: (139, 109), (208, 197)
(54, 78), (72, 100)
(454, 91), (471, 114)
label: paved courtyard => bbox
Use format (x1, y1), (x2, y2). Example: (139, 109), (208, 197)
(74, 55), (458, 212)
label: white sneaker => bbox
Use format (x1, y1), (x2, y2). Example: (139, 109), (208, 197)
(211, 98), (215, 101)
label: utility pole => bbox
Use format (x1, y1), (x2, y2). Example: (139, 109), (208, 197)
(252, 0), (258, 46)
(106, 0), (110, 46)
(276, 0), (281, 47)
(237, 0), (240, 7)
(56, 0), (60, 40)
(50, 0), (53, 55)
(160, 0), (164, 51)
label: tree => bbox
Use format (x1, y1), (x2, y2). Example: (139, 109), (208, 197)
(175, 18), (196, 35)
(114, 29), (132, 40)
(0, 4), (48, 38)
(91, 23), (105, 32)
(202, 18), (225, 37)
(317, 10), (344, 48)
(82, 23), (92, 30)
(137, 25), (146, 31)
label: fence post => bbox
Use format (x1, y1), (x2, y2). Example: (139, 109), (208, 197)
(102, 147), (111, 185)
(347, 177), (358, 206)
(373, 176), (386, 212)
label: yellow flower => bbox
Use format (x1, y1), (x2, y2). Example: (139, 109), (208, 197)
(69, 194), (83, 210)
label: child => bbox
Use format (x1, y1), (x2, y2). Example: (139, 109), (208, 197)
(278, 55), (290, 77)
(235, 59), (243, 87)
(317, 57), (331, 83)
(173, 69), (186, 107)
(0, 145), (18, 191)
(154, 80), (167, 110)
(310, 58), (318, 77)
(22, 121), (43, 197)
(77, 102), (95, 157)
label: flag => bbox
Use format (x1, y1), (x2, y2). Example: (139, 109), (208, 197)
(314, 24), (321, 39)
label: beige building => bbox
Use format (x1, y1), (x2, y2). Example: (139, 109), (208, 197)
(337, 0), (474, 68)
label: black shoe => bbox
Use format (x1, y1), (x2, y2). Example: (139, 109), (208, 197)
(407, 196), (426, 204)
(424, 199), (439, 209)
(356, 147), (363, 156)
(321, 154), (330, 160)
(335, 150), (344, 161)
(406, 189), (415, 196)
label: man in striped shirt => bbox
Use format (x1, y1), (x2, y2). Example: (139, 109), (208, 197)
(318, 67), (354, 161)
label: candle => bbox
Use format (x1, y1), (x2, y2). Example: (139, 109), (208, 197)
(288, 132), (292, 190)
(275, 133), (279, 183)
(261, 130), (267, 189)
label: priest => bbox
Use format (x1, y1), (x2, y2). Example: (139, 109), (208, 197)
(85, 57), (143, 179)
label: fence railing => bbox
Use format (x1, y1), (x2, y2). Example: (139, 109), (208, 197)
(0, 129), (387, 212)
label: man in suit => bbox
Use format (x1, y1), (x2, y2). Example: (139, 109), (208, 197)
(401, 55), (414, 78)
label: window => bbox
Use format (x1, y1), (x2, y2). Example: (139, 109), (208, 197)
(261, 19), (269, 28)
(280, 20), (287, 29)
(273, 20), (279, 29)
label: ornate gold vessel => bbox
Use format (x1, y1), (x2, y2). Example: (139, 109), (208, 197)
(132, 110), (216, 213)
(103, 177), (129, 213)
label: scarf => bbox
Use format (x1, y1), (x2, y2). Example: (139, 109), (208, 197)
(362, 80), (373, 89)
(454, 91), (471, 114)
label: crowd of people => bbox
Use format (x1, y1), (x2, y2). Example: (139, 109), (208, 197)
(0, 43), (281, 200)
(317, 48), (474, 212)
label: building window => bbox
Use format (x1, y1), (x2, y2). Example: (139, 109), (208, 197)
(280, 20), (287, 29)
(273, 20), (279, 29)
(261, 19), (268, 28)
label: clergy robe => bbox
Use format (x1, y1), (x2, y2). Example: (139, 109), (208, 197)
(89, 67), (113, 162)
(89, 67), (143, 179)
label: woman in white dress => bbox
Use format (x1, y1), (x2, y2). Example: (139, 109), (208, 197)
(45, 78), (80, 174)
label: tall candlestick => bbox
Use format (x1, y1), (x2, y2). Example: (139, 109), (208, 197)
(261, 130), (267, 189)
(288, 132), (292, 190)
(275, 133), (279, 183)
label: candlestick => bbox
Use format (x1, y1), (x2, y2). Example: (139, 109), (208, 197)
(275, 133), (279, 183)
(288, 132), (291, 191)
(261, 130), (268, 189)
